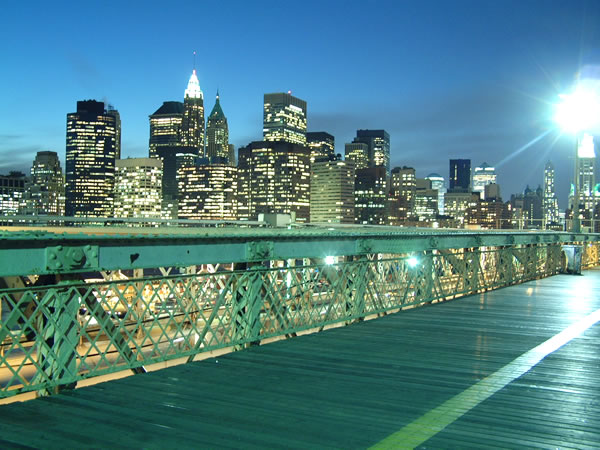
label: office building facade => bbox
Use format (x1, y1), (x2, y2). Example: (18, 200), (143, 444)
(310, 156), (355, 224)
(354, 166), (387, 225)
(307, 131), (335, 163)
(472, 162), (496, 199)
(178, 159), (238, 220)
(65, 100), (119, 217)
(449, 159), (471, 192)
(238, 141), (310, 221)
(113, 158), (162, 219)
(27, 151), (64, 216)
(353, 129), (390, 172)
(263, 93), (307, 145)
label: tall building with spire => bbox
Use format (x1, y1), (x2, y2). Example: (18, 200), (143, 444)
(182, 69), (205, 154)
(263, 92), (307, 145)
(65, 100), (119, 217)
(543, 161), (559, 226)
(206, 91), (230, 163)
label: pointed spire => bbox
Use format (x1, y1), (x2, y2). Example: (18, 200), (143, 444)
(185, 62), (203, 100)
(209, 90), (225, 120)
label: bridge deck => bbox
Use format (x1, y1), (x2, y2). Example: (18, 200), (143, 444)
(1, 271), (599, 449)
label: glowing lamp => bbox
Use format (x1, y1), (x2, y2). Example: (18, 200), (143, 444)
(407, 257), (419, 268)
(554, 83), (600, 134)
(324, 255), (335, 265)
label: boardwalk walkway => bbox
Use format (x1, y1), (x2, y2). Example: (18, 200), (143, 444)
(1, 270), (599, 449)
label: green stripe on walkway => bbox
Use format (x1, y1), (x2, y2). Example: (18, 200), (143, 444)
(372, 307), (600, 449)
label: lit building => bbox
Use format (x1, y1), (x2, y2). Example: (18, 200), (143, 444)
(307, 132), (335, 163)
(0, 172), (27, 216)
(354, 166), (387, 225)
(352, 130), (390, 173)
(484, 183), (501, 201)
(472, 162), (496, 199)
(206, 91), (230, 163)
(114, 158), (162, 219)
(238, 141), (310, 221)
(425, 173), (446, 215)
(466, 200), (511, 229)
(572, 133), (596, 213)
(414, 178), (438, 222)
(444, 191), (478, 225)
(106, 105), (121, 159)
(182, 69), (205, 154)
(178, 159), (238, 220)
(149, 101), (184, 158)
(263, 92), (307, 145)
(27, 151), (64, 216)
(345, 142), (369, 170)
(390, 166), (416, 217)
(65, 100), (119, 217)
(512, 186), (543, 228)
(543, 161), (559, 226)
(449, 159), (471, 192)
(310, 155), (355, 224)
(149, 102), (199, 219)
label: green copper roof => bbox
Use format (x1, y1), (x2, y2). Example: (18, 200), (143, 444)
(208, 92), (226, 120)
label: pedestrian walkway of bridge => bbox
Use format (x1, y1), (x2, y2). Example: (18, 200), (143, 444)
(1, 270), (599, 449)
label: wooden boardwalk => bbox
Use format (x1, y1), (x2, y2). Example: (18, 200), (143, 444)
(1, 270), (599, 449)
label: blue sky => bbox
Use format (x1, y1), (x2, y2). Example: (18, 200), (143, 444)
(1, 0), (599, 208)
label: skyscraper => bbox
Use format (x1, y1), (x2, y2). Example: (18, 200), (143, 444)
(238, 141), (310, 221)
(206, 91), (230, 163)
(390, 166), (417, 217)
(107, 105), (121, 159)
(472, 162), (496, 199)
(65, 100), (119, 217)
(425, 173), (446, 215)
(353, 130), (390, 172)
(178, 159), (238, 220)
(263, 92), (307, 145)
(149, 101), (198, 219)
(344, 142), (369, 170)
(574, 133), (596, 213)
(449, 159), (471, 192)
(0, 171), (27, 216)
(543, 161), (559, 226)
(306, 132), (335, 163)
(181, 69), (205, 154)
(27, 151), (64, 216)
(310, 155), (355, 224)
(354, 166), (387, 225)
(114, 158), (162, 219)
(149, 101), (184, 158)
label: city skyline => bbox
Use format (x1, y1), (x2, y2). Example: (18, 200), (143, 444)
(2, 1), (600, 208)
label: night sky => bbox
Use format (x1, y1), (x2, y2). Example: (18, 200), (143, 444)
(2, 0), (599, 208)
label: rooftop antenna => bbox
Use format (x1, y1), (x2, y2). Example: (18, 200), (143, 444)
(193, 51), (196, 72)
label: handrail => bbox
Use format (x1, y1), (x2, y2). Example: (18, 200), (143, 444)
(0, 228), (598, 399)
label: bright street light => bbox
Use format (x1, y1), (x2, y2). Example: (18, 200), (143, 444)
(554, 85), (600, 134)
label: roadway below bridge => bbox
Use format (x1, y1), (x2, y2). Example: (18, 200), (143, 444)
(0, 269), (599, 448)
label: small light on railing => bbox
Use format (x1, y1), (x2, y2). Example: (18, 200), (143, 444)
(325, 255), (335, 265)
(407, 257), (419, 268)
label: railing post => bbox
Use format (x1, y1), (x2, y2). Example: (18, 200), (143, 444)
(36, 275), (80, 397)
(232, 263), (264, 349)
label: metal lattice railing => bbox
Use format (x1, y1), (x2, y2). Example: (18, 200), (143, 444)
(1, 227), (599, 399)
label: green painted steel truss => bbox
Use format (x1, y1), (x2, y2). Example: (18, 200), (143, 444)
(0, 228), (599, 398)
